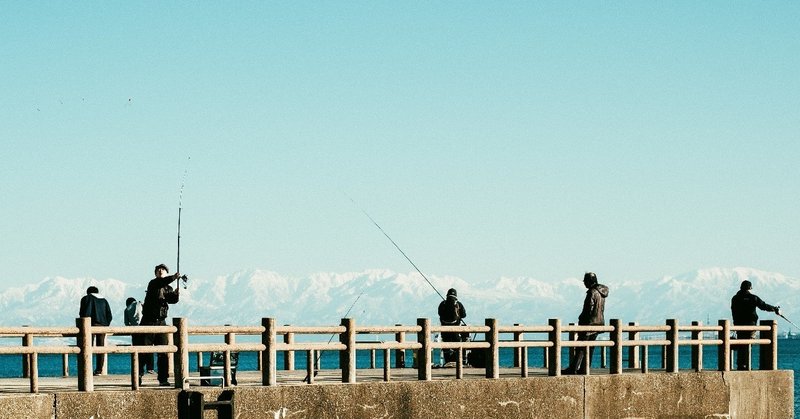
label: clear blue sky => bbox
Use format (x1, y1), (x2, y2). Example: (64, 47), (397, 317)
(2, 2), (798, 288)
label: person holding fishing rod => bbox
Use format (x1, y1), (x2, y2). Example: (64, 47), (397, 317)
(139, 264), (186, 386)
(731, 280), (781, 371)
(438, 288), (467, 366)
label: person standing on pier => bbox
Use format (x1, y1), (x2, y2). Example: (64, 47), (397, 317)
(438, 288), (467, 366)
(140, 264), (182, 386)
(730, 280), (780, 370)
(125, 297), (155, 374)
(79, 286), (113, 376)
(562, 272), (609, 375)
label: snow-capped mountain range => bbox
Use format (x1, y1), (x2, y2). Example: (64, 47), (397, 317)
(1, 267), (797, 332)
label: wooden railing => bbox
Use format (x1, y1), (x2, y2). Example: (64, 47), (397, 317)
(0, 317), (779, 393)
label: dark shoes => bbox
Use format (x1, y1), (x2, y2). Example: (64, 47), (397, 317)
(93, 370), (101, 376)
(159, 380), (171, 387)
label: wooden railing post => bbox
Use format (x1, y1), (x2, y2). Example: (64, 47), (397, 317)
(513, 323), (522, 367)
(610, 319), (623, 374)
(691, 321), (703, 372)
(718, 319), (730, 372)
(417, 318), (431, 380)
(29, 351), (39, 394)
(63, 354), (69, 377)
(22, 327), (31, 378)
(77, 317), (93, 392)
(341, 318), (356, 383)
(759, 319), (778, 370)
(627, 322), (639, 369)
(306, 349), (315, 384)
(283, 326), (295, 371)
(173, 317), (189, 389)
(224, 329), (234, 387)
(262, 318), (277, 386)
(548, 319), (561, 376)
(395, 324), (405, 368)
(166, 327), (175, 381)
(517, 322), (528, 377)
(666, 319), (678, 373)
(131, 349), (140, 390)
(486, 318), (499, 379)
(383, 349), (391, 381)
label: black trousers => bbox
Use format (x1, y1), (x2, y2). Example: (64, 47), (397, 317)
(735, 330), (756, 370)
(132, 333), (154, 372)
(568, 332), (598, 373)
(140, 319), (169, 382)
(441, 331), (463, 363)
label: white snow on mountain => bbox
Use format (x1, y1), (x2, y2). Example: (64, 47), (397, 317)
(0, 267), (797, 332)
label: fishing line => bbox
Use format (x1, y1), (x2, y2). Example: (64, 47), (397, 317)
(345, 192), (470, 347)
(177, 156), (191, 289)
(304, 290), (365, 383)
(344, 193), (446, 301)
(778, 312), (800, 331)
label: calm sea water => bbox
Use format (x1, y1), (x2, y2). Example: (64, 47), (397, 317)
(2, 339), (798, 414)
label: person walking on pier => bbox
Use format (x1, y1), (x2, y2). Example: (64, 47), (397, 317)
(562, 272), (609, 375)
(731, 280), (780, 370)
(140, 264), (182, 386)
(79, 286), (113, 376)
(438, 288), (467, 366)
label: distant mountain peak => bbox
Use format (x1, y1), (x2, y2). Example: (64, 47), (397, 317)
(0, 267), (796, 331)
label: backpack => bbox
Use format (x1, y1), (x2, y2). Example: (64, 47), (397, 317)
(441, 298), (461, 324)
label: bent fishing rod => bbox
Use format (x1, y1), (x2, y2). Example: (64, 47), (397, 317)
(345, 194), (467, 327)
(303, 290), (365, 384)
(176, 156), (191, 290)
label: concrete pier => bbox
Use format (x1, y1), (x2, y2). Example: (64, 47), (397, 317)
(0, 370), (792, 418)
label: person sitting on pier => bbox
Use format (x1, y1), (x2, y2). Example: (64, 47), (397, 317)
(562, 272), (609, 375)
(731, 280), (780, 370)
(438, 288), (467, 366)
(140, 264), (182, 386)
(79, 286), (113, 376)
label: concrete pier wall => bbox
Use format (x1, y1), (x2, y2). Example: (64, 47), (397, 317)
(1, 370), (792, 419)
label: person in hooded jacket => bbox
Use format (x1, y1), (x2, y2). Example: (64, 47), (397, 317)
(79, 286), (113, 375)
(731, 280), (780, 370)
(438, 288), (467, 365)
(562, 272), (609, 375)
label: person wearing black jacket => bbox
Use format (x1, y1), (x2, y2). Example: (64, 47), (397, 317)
(438, 288), (467, 365)
(140, 264), (182, 386)
(562, 272), (609, 375)
(79, 286), (113, 375)
(731, 280), (780, 370)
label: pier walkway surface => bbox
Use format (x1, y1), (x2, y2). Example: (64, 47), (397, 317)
(0, 366), (654, 393)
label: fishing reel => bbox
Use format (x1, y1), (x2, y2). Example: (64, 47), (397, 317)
(180, 274), (189, 289)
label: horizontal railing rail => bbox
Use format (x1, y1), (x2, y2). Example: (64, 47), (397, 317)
(0, 317), (779, 393)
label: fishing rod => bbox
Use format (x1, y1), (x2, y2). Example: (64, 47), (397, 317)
(177, 156), (191, 289)
(345, 194), (468, 330)
(303, 290), (365, 383)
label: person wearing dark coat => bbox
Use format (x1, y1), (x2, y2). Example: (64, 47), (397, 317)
(140, 264), (182, 386)
(731, 280), (780, 370)
(562, 272), (609, 375)
(79, 286), (113, 375)
(438, 288), (467, 365)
